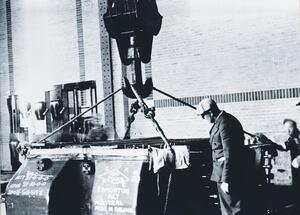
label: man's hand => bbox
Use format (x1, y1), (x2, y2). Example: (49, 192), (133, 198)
(220, 182), (229, 194)
(292, 156), (300, 169)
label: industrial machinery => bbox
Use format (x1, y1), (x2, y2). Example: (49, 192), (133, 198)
(44, 80), (98, 134)
(3, 136), (220, 215)
(2, 1), (218, 215)
(6, 95), (24, 171)
(2, 0), (293, 215)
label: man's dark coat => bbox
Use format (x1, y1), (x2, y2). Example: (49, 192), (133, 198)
(209, 111), (245, 184)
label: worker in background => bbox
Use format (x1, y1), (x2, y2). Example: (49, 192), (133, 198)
(280, 119), (300, 213)
(281, 119), (300, 168)
(251, 118), (300, 213)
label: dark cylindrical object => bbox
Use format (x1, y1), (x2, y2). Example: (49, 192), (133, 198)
(7, 95), (21, 133)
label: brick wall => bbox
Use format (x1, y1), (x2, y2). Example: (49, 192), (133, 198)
(117, 0), (300, 185)
(0, 0), (105, 170)
(11, 0), (80, 102)
(1, 0), (300, 171)
(81, 0), (105, 120)
(112, 0), (300, 141)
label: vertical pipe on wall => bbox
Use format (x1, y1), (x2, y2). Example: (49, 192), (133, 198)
(76, 0), (87, 107)
(6, 0), (14, 95)
(98, 0), (116, 130)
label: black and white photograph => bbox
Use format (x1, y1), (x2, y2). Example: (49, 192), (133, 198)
(1, 0), (300, 214)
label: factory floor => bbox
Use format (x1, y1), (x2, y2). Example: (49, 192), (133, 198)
(252, 184), (300, 215)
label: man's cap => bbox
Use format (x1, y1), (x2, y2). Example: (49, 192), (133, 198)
(196, 98), (217, 116)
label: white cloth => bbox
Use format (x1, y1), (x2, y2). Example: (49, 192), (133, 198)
(149, 145), (190, 173)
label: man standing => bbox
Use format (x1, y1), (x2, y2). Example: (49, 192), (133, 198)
(282, 119), (300, 168)
(281, 119), (300, 213)
(197, 98), (247, 215)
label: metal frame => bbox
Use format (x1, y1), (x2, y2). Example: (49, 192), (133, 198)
(98, 0), (116, 129)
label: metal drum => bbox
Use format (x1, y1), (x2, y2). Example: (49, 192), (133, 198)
(4, 148), (159, 215)
(4, 139), (218, 215)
